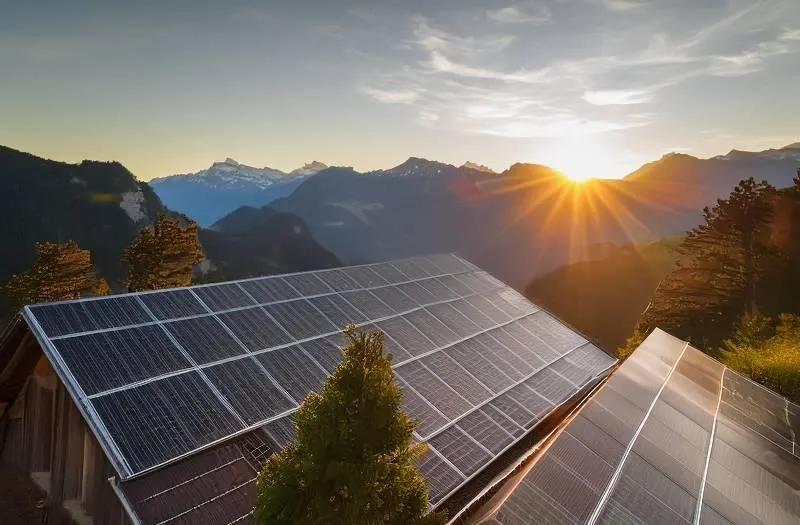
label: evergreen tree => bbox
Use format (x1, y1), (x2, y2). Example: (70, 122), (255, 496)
(4, 240), (109, 310)
(123, 214), (204, 291)
(637, 178), (774, 347)
(254, 327), (445, 525)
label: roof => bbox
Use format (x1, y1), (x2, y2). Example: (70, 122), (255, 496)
(14, 253), (616, 524)
(467, 328), (800, 525)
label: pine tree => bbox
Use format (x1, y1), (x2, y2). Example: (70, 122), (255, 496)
(123, 214), (204, 291)
(4, 241), (109, 310)
(638, 178), (774, 347)
(254, 327), (445, 525)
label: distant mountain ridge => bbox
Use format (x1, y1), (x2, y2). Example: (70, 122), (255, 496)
(150, 158), (328, 226)
(214, 143), (798, 290)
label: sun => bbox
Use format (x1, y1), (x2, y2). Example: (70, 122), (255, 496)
(539, 137), (627, 182)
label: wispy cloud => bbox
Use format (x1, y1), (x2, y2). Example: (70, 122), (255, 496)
(360, 86), (423, 104)
(591, 0), (651, 12)
(358, 1), (800, 141)
(583, 89), (652, 105)
(487, 2), (551, 25)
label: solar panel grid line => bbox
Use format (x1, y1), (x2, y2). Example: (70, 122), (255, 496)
(422, 342), (605, 444)
(42, 267), (482, 341)
(394, 374), (455, 439)
(185, 290), (298, 407)
(134, 296), (249, 429)
(82, 284), (509, 401)
(585, 342), (689, 525)
(22, 306), (136, 478)
(431, 359), (617, 511)
(479, 406), (524, 438)
(717, 398), (796, 456)
(390, 307), (539, 369)
(426, 442), (470, 481)
(787, 399), (796, 456)
(423, 350), (496, 404)
(297, 344), (332, 378)
(694, 367), (726, 525)
(451, 421), (497, 459)
(152, 478), (256, 525)
(29, 253), (461, 309)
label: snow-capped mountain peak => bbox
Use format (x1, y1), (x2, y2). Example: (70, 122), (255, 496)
(462, 161), (496, 174)
(380, 157), (454, 177)
(715, 142), (800, 163)
(290, 161), (329, 176)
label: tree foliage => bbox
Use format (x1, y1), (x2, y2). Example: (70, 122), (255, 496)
(123, 214), (204, 291)
(4, 240), (109, 311)
(254, 326), (445, 525)
(636, 178), (775, 348)
(722, 314), (800, 402)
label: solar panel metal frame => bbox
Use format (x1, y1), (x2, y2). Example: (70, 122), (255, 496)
(21, 254), (616, 509)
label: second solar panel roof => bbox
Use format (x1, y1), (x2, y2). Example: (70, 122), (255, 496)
(477, 328), (800, 525)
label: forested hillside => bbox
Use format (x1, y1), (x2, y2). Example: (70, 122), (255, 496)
(0, 146), (339, 323)
(625, 172), (800, 401)
(525, 238), (681, 352)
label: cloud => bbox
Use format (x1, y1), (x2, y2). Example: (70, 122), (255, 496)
(487, 2), (551, 24)
(360, 86), (423, 104)
(358, 2), (799, 141)
(592, 0), (651, 11)
(583, 89), (652, 105)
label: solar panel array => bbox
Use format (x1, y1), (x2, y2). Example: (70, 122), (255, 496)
(22, 254), (615, 507)
(480, 328), (800, 525)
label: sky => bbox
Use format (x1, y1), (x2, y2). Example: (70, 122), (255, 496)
(1, 0), (799, 181)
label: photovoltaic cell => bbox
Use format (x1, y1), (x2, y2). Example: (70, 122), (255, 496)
(204, 358), (294, 425)
(420, 351), (492, 405)
(263, 415), (296, 449)
(395, 360), (472, 420)
(262, 299), (338, 341)
(371, 262), (412, 284)
(415, 450), (464, 504)
(396, 378), (449, 438)
(307, 294), (365, 328)
(138, 290), (208, 320)
(238, 277), (299, 304)
(163, 316), (247, 364)
(456, 409), (514, 454)
(280, 272), (332, 296)
(429, 425), (492, 477)
(300, 338), (343, 373)
(193, 284), (255, 311)
(256, 346), (327, 403)
(369, 286), (418, 313)
(396, 280), (438, 305)
(217, 307), (293, 352)
(30, 296), (152, 337)
(340, 290), (394, 319)
(374, 316), (434, 358)
(403, 309), (458, 348)
(340, 266), (389, 288)
(53, 325), (191, 395)
(391, 258), (432, 280)
(314, 268), (359, 292)
(91, 371), (244, 474)
(427, 302), (481, 338)
(445, 339), (515, 393)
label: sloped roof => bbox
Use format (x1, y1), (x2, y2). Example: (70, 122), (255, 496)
(11, 254), (615, 524)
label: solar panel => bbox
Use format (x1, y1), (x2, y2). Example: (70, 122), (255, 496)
(479, 328), (800, 525)
(22, 254), (615, 509)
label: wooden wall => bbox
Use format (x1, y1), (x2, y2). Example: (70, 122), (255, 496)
(1, 364), (133, 525)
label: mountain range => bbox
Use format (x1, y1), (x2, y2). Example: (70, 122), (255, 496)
(208, 143), (799, 289)
(0, 146), (339, 319)
(150, 158), (328, 226)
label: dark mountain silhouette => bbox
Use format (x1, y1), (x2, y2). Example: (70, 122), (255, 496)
(0, 146), (339, 308)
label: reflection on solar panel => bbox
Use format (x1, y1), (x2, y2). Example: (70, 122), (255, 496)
(22, 254), (616, 508)
(481, 328), (800, 525)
